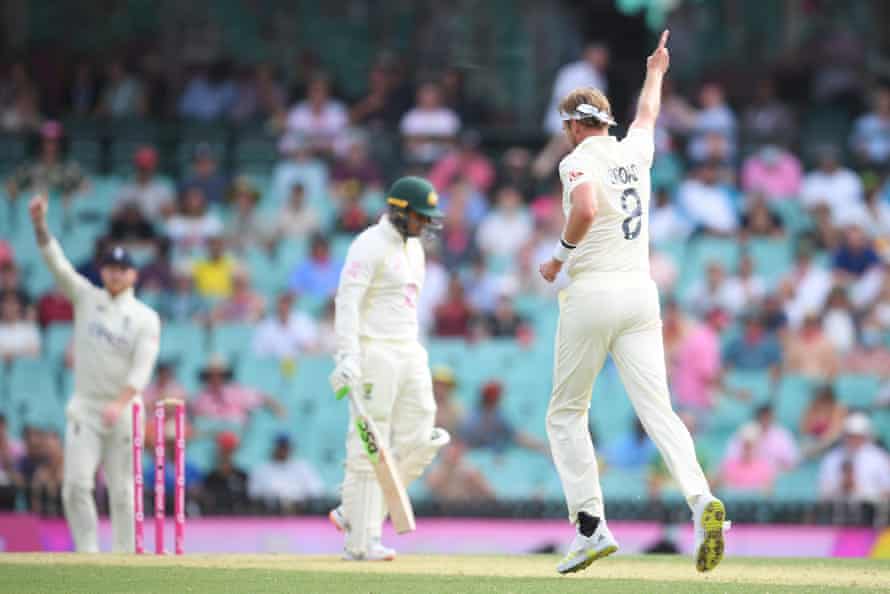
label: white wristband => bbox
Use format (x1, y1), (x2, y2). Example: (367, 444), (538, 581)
(553, 237), (576, 262)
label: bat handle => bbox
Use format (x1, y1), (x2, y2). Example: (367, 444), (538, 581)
(335, 386), (350, 400)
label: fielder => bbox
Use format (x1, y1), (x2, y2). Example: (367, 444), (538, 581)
(30, 194), (161, 553)
(328, 176), (450, 560)
(539, 30), (729, 574)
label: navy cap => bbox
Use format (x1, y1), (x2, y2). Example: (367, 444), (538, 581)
(274, 433), (291, 448)
(101, 246), (134, 269)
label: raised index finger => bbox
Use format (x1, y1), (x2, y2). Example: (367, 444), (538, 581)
(657, 29), (670, 50)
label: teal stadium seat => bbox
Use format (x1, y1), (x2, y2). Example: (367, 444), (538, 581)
(833, 374), (881, 409)
(44, 324), (73, 364)
(209, 323), (254, 361)
(773, 461), (820, 501)
(7, 358), (61, 434)
(746, 238), (793, 288)
(775, 374), (816, 432)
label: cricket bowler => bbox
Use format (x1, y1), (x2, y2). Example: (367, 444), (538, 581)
(539, 31), (729, 574)
(29, 194), (161, 552)
(328, 176), (450, 560)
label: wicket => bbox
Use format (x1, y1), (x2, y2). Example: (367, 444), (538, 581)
(132, 399), (186, 554)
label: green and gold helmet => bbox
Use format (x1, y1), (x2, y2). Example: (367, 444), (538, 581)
(386, 176), (443, 218)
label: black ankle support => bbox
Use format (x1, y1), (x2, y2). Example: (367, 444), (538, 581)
(578, 512), (600, 537)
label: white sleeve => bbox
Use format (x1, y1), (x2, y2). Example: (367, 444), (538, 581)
(334, 234), (379, 361)
(623, 127), (655, 168)
(40, 239), (93, 304)
(126, 310), (161, 392)
(558, 154), (594, 198)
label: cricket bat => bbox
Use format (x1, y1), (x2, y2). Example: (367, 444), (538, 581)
(337, 386), (416, 534)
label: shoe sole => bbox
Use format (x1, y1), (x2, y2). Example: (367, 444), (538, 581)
(557, 545), (618, 575)
(696, 500), (726, 573)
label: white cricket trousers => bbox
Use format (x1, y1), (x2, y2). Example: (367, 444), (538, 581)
(546, 273), (711, 524)
(63, 399), (137, 552)
(341, 338), (437, 555)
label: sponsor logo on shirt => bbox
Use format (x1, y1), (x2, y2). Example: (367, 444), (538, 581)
(568, 170), (584, 183)
(88, 321), (132, 351)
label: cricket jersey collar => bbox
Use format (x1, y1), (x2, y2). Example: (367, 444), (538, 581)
(379, 214), (405, 244)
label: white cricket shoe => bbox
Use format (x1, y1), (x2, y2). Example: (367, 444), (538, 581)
(692, 496), (730, 572)
(556, 520), (618, 574)
(342, 539), (396, 562)
(329, 506), (349, 532)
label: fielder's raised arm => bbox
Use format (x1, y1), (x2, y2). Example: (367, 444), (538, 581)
(29, 194), (92, 303)
(630, 29), (670, 131)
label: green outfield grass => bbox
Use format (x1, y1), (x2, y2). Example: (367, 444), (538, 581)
(1, 554), (888, 593)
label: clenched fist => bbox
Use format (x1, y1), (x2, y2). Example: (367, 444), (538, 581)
(29, 193), (48, 225)
(646, 30), (670, 75)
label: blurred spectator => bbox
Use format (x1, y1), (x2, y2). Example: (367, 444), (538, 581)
(251, 292), (317, 360)
(139, 238), (174, 292)
(0, 292), (40, 361)
(230, 63), (286, 125)
(819, 413), (890, 502)
(780, 245), (832, 328)
(801, 385), (848, 459)
(0, 262), (32, 307)
(334, 187), (370, 234)
(432, 366), (464, 435)
(181, 144), (228, 205)
(832, 224), (880, 283)
(192, 236), (237, 299)
(143, 361), (188, 413)
(784, 313), (840, 380)
(477, 186), (533, 260)
(483, 294), (527, 339)
(498, 147), (535, 199)
(687, 83), (737, 163)
(211, 269), (266, 324)
(66, 61), (98, 117)
(76, 236), (110, 288)
(544, 42), (609, 135)
(36, 285), (73, 328)
(29, 431), (64, 514)
(95, 59), (144, 118)
(285, 76), (348, 156)
(226, 176), (268, 252)
(686, 262), (734, 316)
(115, 146), (175, 219)
(671, 308), (728, 413)
(441, 177), (489, 227)
(108, 203), (157, 244)
(740, 195), (784, 238)
(0, 241), (12, 267)
(460, 380), (547, 454)
(16, 426), (46, 485)
(275, 183), (320, 239)
(331, 138), (383, 198)
(434, 276), (474, 338)
(0, 414), (24, 496)
(400, 82), (460, 164)
(272, 133), (327, 205)
(418, 248), (449, 334)
(723, 311), (782, 372)
(761, 293), (789, 334)
(426, 440), (496, 502)
(649, 248), (679, 295)
(157, 269), (207, 322)
(248, 435), (324, 506)
(179, 62), (236, 120)
(844, 318), (890, 374)
(192, 355), (285, 423)
(676, 161), (738, 235)
(288, 234), (342, 300)
(349, 65), (410, 130)
(741, 79), (796, 149)
(740, 145), (802, 200)
(649, 188), (692, 243)
(429, 130), (495, 194)
(801, 146), (863, 224)
(1, 86), (42, 133)
(718, 423), (776, 494)
(439, 190), (480, 270)
(822, 287), (856, 355)
(604, 419), (655, 470)
(6, 121), (87, 199)
(724, 254), (767, 313)
(166, 187), (224, 253)
(726, 406), (799, 471)
(314, 299), (337, 355)
(440, 67), (490, 126)
(862, 183), (890, 239)
(850, 86), (890, 168)
(201, 431), (249, 513)
(662, 299), (692, 369)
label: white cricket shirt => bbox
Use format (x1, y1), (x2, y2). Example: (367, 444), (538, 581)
(335, 215), (424, 359)
(558, 127), (655, 279)
(40, 239), (161, 418)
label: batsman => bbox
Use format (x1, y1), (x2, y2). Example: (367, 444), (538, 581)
(328, 176), (450, 561)
(29, 194), (161, 552)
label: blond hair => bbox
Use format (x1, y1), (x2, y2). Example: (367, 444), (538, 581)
(558, 87), (613, 129)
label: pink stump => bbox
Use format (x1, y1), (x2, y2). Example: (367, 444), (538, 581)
(132, 402), (144, 554)
(174, 402), (186, 555)
(154, 401), (165, 554)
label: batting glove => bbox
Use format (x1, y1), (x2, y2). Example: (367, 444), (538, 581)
(330, 354), (361, 399)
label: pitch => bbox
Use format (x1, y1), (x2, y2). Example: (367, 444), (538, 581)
(1, 553), (888, 593)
